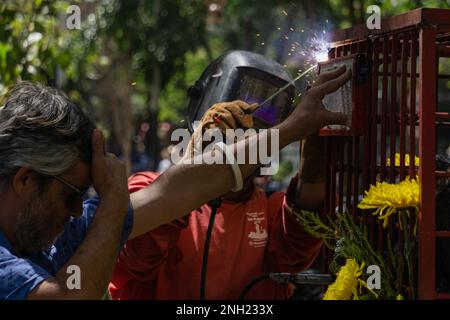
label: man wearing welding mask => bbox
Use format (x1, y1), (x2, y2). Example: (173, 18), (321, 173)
(109, 51), (351, 300)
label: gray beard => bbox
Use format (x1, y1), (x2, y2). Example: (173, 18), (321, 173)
(14, 194), (62, 254)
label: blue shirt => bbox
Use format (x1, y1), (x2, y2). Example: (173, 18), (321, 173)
(0, 197), (133, 300)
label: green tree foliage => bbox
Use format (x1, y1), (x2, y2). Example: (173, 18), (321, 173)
(2, 0), (450, 167)
(0, 0), (68, 97)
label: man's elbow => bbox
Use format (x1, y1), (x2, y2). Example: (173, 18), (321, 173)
(27, 277), (103, 300)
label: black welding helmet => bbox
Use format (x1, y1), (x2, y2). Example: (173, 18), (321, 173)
(186, 50), (296, 133)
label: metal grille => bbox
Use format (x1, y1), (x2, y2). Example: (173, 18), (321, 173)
(322, 8), (450, 300)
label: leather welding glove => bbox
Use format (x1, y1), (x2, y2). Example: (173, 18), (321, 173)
(199, 100), (259, 131)
(184, 100), (259, 160)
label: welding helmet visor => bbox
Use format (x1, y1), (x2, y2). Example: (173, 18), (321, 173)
(186, 50), (296, 132)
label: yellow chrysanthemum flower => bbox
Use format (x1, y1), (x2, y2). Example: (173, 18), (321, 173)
(323, 259), (365, 300)
(358, 177), (420, 228)
(386, 153), (420, 167)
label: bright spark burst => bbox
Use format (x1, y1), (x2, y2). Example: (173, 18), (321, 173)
(309, 33), (331, 63)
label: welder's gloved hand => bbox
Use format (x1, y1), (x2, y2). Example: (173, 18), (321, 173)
(199, 100), (259, 132)
(184, 100), (259, 159)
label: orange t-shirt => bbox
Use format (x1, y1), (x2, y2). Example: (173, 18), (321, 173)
(109, 171), (322, 300)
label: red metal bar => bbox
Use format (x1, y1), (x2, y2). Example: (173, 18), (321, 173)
(437, 33), (450, 42)
(336, 46), (343, 58)
(345, 136), (353, 215)
(436, 231), (450, 238)
(437, 293), (450, 300)
(399, 33), (409, 180)
(437, 46), (450, 57)
(389, 34), (398, 183)
(324, 139), (331, 218)
(380, 36), (389, 180)
(329, 47), (336, 60)
(418, 27), (437, 300)
(363, 41), (371, 192)
(338, 138), (345, 214)
(436, 171), (450, 178)
(343, 44), (350, 56)
(382, 72), (419, 77)
(350, 43), (358, 55)
(323, 136), (332, 276)
(409, 30), (418, 179)
(337, 37), (348, 216)
(408, 31), (419, 296)
(367, 39), (378, 244)
(373, 166), (418, 176)
(329, 8), (450, 45)
(328, 46), (343, 219)
(352, 136), (360, 215)
(397, 32), (409, 297)
(381, 72), (450, 80)
(351, 40), (361, 216)
(330, 137), (337, 216)
(368, 115), (450, 128)
(436, 112), (450, 121)
(375, 113), (418, 125)
(376, 38), (385, 255)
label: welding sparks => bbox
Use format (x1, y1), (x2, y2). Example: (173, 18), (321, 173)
(249, 20), (333, 107)
(259, 65), (317, 107)
(309, 33), (331, 63)
(314, 51), (329, 63)
(256, 18), (331, 68)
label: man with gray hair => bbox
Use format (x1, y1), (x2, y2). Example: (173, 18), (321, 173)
(0, 66), (350, 299)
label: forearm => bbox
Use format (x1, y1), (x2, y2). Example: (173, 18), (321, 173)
(294, 181), (326, 212)
(130, 123), (298, 238)
(294, 135), (327, 212)
(55, 199), (127, 299)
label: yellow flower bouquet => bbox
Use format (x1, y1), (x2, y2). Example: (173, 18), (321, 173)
(294, 176), (420, 300)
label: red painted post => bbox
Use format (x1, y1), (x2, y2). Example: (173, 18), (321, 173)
(380, 36), (389, 181)
(418, 27), (437, 300)
(399, 33), (409, 180)
(390, 34), (398, 183)
(409, 30), (418, 179)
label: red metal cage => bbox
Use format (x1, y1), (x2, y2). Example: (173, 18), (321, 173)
(322, 8), (450, 300)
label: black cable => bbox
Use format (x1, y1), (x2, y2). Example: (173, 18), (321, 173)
(200, 198), (222, 300)
(238, 274), (270, 300)
(238, 272), (333, 300)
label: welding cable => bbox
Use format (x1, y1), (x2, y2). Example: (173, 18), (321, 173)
(238, 272), (334, 300)
(199, 140), (242, 299)
(238, 274), (271, 300)
(200, 198), (222, 300)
